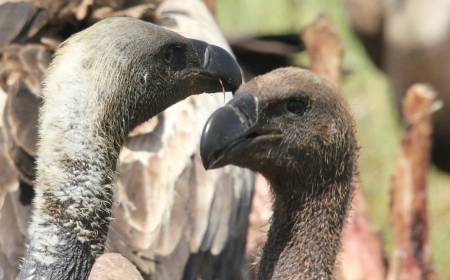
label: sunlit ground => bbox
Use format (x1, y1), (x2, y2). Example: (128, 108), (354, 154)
(217, 0), (450, 277)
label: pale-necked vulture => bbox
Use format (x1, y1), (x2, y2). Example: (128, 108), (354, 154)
(0, 1), (254, 279)
(201, 67), (358, 279)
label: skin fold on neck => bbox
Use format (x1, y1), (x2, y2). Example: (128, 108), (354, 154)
(258, 175), (353, 280)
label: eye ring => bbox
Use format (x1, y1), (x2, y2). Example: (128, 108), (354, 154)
(285, 98), (308, 115)
(164, 46), (175, 64)
(163, 44), (186, 70)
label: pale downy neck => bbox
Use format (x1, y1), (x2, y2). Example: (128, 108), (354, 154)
(19, 59), (127, 280)
(257, 174), (353, 280)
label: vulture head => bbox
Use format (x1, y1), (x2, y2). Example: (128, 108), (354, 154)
(201, 67), (356, 187)
(43, 16), (241, 142)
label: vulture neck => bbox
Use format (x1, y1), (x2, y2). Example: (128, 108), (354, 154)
(257, 174), (353, 280)
(19, 75), (125, 279)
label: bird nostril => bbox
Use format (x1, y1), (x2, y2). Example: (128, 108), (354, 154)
(202, 45), (211, 68)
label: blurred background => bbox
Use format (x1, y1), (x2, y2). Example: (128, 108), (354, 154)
(0, 0), (448, 279)
(215, 0), (450, 277)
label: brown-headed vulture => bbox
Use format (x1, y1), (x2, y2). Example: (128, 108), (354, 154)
(201, 67), (358, 279)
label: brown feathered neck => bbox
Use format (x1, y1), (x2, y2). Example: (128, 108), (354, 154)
(258, 167), (355, 279)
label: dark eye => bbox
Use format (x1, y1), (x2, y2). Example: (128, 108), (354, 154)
(285, 98), (308, 115)
(163, 45), (186, 71)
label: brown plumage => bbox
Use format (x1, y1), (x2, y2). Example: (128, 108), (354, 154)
(0, 1), (254, 279)
(200, 67), (358, 279)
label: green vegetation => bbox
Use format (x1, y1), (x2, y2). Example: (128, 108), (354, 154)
(217, 0), (450, 277)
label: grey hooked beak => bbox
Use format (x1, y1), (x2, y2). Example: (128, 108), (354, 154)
(200, 93), (281, 169)
(189, 39), (243, 93)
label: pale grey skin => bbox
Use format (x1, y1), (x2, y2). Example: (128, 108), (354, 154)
(201, 68), (358, 279)
(18, 17), (242, 280)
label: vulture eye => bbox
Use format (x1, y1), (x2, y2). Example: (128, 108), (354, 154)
(163, 45), (186, 71)
(285, 98), (308, 115)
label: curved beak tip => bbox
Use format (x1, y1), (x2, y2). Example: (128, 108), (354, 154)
(200, 157), (213, 170)
(191, 39), (243, 92)
(207, 45), (242, 91)
(200, 115), (220, 170)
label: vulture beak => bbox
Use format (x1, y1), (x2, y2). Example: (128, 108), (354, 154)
(200, 94), (282, 169)
(187, 39), (243, 93)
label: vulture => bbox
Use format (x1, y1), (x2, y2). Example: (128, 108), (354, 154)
(19, 16), (242, 280)
(201, 67), (358, 279)
(0, 0), (254, 279)
(345, 0), (450, 171)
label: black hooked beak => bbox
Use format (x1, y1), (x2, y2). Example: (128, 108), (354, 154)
(200, 94), (281, 169)
(189, 39), (243, 93)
